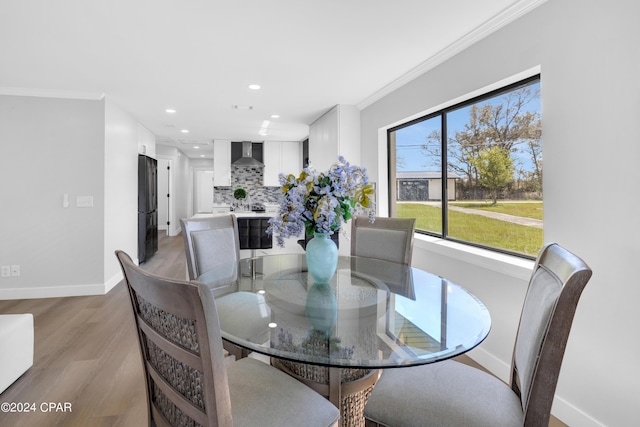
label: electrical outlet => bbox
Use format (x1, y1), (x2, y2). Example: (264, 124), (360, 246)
(11, 265), (20, 277)
(1, 266), (10, 278)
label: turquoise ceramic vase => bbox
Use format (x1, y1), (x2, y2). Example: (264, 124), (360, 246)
(305, 232), (338, 285)
(305, 283), (338, 334)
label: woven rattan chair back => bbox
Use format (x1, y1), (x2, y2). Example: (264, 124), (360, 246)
(116, 250), (233, 427)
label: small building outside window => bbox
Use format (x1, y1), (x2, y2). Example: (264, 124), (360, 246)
(396, 171), (460, 201)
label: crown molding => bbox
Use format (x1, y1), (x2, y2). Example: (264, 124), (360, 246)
(0, 87), (105, 100)
(357, 0), (548, 110)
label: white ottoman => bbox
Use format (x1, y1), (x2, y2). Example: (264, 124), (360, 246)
(0, 314), (34, 394)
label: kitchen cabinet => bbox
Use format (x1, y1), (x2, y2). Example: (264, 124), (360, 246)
(263, 141), (302, 186)
(308, 104), (360, 171)
(213, 140), (231, 186)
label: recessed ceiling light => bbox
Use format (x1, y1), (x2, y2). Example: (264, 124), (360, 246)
(248, 84), (261, 90)
(181, 129), (189, 133)
(270, 114), (280, 119)
(200, 154), (205, 158)
(165, 108), (176, 114)
(194, 146), (199, 149)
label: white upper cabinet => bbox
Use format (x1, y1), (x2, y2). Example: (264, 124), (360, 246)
(308, 105), (361, 171)
(263, 141), (280, 186)
(263, 141), (302, 186)
(213, 139), (231, 186)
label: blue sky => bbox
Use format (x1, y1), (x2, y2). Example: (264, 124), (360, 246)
(395, 81), (541, 174)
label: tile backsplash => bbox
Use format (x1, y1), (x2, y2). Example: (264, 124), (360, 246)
(214, 165), (281, 204)
(231, 165), (263, 188)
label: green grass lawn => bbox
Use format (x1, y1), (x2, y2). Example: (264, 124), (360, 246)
(450, 201), (543, 220)
(397, 202), (543, 256)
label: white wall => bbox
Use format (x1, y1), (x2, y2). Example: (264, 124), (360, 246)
(360, 1), (640, 426)
(174, 151), (191, 229)
(0, 95), (106, 297)
(0, 95), (146, 299)
(104, 100), (144, 288)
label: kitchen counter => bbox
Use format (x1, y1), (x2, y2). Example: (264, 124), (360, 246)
(192, 211), (275, 219)
(202, 203), (279, 218)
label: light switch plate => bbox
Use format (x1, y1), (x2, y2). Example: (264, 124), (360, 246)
(1, 266), (10, 278)
(76, 195), (94, 208)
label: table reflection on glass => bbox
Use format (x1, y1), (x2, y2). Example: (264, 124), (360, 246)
(197, 254), (491, 427)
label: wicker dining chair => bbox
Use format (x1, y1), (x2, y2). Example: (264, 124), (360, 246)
(351, 216), (416, 266)
(116, 250), (340, 427)
(363, 242), (592, 427)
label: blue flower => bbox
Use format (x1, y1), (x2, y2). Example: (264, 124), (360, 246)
(266, 157), (376, 247)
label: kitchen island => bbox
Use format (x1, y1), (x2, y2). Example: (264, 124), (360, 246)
(190, 207), (304, 257)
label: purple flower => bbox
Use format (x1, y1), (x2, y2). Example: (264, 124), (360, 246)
(266, 157), (376, 247)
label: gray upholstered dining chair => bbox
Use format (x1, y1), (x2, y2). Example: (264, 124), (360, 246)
(351, 216), (416, 266)
(363, 242), (592, 427)
(181, 214), (265, 360)
(180, 215), (240, 280)
(115, 250), (340, 427)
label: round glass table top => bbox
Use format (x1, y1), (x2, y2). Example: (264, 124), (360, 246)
(197, 254), (491, 369)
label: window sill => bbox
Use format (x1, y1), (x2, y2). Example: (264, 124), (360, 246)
(413, 234), (534, 281)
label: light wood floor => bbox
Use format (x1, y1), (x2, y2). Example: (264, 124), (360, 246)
(0, 231), (567, 427)
(0, 232), (186, 427)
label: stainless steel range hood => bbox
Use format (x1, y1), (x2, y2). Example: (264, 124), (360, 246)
(232, 141), (264, 167)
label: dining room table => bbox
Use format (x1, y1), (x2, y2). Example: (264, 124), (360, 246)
(197, 253), (491, 427)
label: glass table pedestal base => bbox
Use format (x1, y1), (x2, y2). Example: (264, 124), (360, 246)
(271, 358), (380, 427)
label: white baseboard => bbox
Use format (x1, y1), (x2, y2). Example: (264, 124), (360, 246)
(466, 346), (511, 382)
(551, 395), (606, 427)
(0, 284), (106, 300)
(0, 273), (124, 300)
(169, 224), (182, 237)
(105, 271), (124, 293)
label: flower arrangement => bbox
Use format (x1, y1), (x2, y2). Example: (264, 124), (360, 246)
(267, 156), (375, 247)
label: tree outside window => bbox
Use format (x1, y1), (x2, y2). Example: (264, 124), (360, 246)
(390, 76), (542, 257)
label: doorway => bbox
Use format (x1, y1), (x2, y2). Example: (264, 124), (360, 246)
(158, 159), (171, 235)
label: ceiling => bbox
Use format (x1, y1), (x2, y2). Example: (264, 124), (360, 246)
(0, 0), (537, 159)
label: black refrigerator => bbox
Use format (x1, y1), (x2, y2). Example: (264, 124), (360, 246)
(138, 154), (158, 263)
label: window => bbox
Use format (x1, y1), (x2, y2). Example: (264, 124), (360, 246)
(389, 76), (542, 258)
